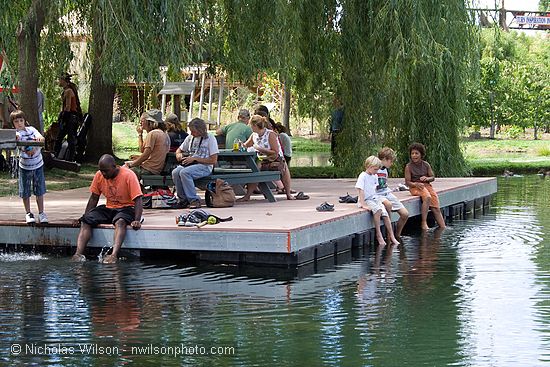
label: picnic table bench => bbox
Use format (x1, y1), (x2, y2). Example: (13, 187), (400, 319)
(141, 150), (281, 202)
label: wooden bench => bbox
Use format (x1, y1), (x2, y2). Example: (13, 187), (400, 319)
(141, 152), (281, 202)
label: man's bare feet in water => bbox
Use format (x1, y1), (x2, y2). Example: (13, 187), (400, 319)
(376, 235), (386, 246)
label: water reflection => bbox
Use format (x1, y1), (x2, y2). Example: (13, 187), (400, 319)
(0, 176), (549, 366)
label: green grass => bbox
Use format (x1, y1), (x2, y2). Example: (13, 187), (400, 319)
(0, 164), (97, 197)
(4, 130), (545, 198)
(461, 138), (550, 159)
(468, 159), (550, 176)
(113, 122), (140, 159)
(291, 136), (330, 152)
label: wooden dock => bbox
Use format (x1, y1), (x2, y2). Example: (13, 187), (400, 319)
(0, 177), (497, 266)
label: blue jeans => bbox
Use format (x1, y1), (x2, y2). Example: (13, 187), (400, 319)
(19, 166), (46, 198)
(171, 164), (211, 202)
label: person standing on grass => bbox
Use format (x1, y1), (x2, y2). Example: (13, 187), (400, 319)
(54, 72), (82, 161)
(11, 110), (48, 224)
(376, 147), (409, 237)
(356, 155), (400, 246)
(72, 154), (143, 264)
(404, 142), (446, 230)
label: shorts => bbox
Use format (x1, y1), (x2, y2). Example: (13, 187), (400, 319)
(80, 205), (135, 227)
(379, 192), (405, 211)
(409, 183), (440, 209)
(131, 166), (154, 181)
(18, 166), (46, 198)
(362, 198), (389, 217)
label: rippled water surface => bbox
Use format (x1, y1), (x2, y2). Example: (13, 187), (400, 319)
(1, 176), (549, 366)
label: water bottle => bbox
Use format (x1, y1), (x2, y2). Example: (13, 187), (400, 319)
(232, 138), (239, 152)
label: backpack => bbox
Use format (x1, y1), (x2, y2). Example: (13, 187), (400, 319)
(143, 188), (175, 209)
(205, 179), (236, 208)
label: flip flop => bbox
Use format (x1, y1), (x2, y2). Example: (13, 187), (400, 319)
(275, 188), (297, 195)
(344, 196), (358, 203)
(295, 191), (310, 200)
(316, 202), (335, 212)
(339, 193), (357, 203)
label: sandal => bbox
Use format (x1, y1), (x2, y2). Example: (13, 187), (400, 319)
(339, 193), (357, 203)
(275, 188), (297, 195)
(316, 202), (335, 212)
(189, 200), (201, 209)
(295, 191), (310, 200)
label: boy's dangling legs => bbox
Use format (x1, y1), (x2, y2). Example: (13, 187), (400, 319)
(382, 214), (400, 245)
(395, 208), (409, 237)
(372, 210), (386, 246)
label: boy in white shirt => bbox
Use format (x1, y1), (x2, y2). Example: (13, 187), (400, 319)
(377, 147), (409, 237)
(355, 156), (399, 246)
(11, 110), (48, 224)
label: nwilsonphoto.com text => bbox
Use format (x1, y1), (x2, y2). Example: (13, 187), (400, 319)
(10, 343), (235, 357)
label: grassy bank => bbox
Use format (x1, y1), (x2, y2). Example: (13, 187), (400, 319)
(0, 165), (97, 197)
(1, 128), (545, 197)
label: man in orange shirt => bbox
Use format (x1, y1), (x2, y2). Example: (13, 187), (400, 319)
(72, 154), (143, 263)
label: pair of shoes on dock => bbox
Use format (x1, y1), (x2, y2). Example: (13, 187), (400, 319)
(25, 212), (48, 224)
(316, 202), (335, 212)
(177, 213), (202, 227)
(339, 193), (357, 204)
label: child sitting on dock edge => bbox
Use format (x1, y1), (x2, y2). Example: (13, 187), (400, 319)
(377, 147), (409, 237)
(404, 142), (446, 230)
(355, 156), (400, 246)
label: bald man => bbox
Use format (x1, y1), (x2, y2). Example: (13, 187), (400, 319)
(72, 154), (143, 263)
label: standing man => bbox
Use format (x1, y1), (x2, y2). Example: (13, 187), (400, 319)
(54, 72), (82, 161)
(329, 97), (344, 156)
(72, 154), (143, 264)
(216, 109), (252, 148)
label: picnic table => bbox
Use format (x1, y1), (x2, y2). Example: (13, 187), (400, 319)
(141, 149), (281, 202)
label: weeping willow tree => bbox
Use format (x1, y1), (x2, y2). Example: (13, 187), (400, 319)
(2, 0), (477, 171)
(70, 0), (212, 159)
(0, 0), (68, 130)
(324, 0), (477, 176)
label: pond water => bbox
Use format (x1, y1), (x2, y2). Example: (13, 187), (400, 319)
(1, 176), (549, 366)
(290, 152), (332, 167)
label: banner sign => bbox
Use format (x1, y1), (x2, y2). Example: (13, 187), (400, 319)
(516, 15), (550, 25)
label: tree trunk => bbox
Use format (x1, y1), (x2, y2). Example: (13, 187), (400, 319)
(282, 81), (291, 134)
(85, 9), (115, 162)
(86, 60), (115, 161)
(17, 0), (46, 132)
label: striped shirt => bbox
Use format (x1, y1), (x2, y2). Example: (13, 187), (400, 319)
(16, 126), (44, 171)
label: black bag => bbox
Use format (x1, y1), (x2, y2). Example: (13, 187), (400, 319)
(205, 179), (236, 208)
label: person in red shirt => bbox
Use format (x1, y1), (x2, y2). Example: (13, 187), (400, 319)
(72, 154), (143, 263)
